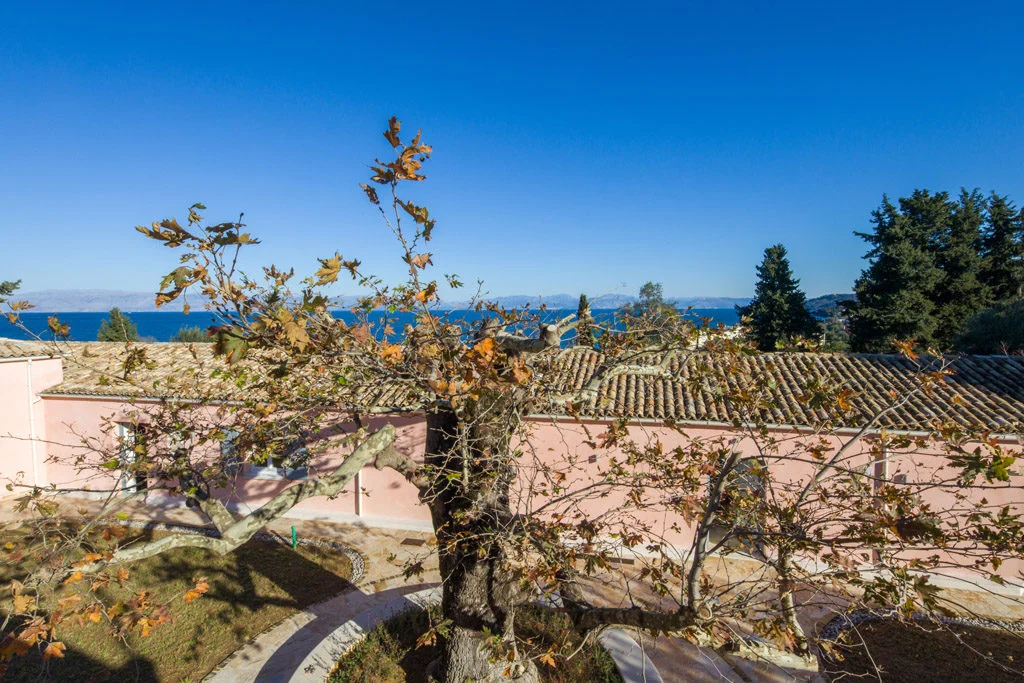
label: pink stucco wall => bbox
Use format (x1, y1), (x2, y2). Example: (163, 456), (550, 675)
(31, 391), (1024, 587)
(0, 357), (62, 497)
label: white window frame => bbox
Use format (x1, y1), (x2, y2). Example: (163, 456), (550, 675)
(117, 422), (147, 495)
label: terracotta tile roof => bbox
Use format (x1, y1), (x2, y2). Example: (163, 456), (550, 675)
(32, 341), (1024, 433)
(547, 347), (1024, 432)
(0, 338), (61, 360)
(41, 342), (226, 399)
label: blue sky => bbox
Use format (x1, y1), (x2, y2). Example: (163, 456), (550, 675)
(1, 1), (1022, 301)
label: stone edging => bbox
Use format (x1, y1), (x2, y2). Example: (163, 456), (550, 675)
(318, 588), (662, 683)
(114, 518), (366, 583)
(818, 608), (1024, 664)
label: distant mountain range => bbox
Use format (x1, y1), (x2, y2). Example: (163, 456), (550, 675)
(14, 289), (852, 313)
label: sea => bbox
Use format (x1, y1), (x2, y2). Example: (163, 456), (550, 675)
(2, 309), (741, 343)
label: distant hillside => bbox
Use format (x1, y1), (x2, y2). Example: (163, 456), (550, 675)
(807, 293), (855, 316)
(17, 290), (189, 312)
(18, 289), (755, 313)
(672, 296), (750, 309)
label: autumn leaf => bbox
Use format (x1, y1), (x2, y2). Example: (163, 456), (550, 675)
(380, 343), (404, 364)
(42, 641), (66, 661)
(359, 182), (380, 205)
(409, 253), (433, 269)
(315, 253), (342, 285)
(184, 576), (211, 604)
(413, 282), (438, 303)
(47, 315), (70, 338)
(12, 594), (34, 613)
(63, 571), (84, 585)
(538, 651), (558, 668)
(893, 339), (918, 360)
(384, 116), (401, 148)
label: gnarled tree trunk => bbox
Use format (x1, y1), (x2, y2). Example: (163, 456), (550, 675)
(425, 402), (537, 683)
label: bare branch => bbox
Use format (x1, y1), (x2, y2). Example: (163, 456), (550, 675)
(43, 425), (397, 579)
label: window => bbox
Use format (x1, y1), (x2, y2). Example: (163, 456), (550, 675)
(707, 455), (765, 553)
(117, 422), (148, 494)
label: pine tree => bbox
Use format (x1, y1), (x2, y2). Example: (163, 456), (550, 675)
(980, 193), (1024, 301)
(933, 189), (988, 347)
(848, 193), (943, 352)
(737, 244), (818, 350)
(97, 307), (139, 342)
(0, 279), (20, 305)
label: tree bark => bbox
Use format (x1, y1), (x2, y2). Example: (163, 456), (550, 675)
(425, 405), (537, 683)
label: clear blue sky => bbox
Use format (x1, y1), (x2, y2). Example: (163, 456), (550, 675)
(1, 1), (1022, 300)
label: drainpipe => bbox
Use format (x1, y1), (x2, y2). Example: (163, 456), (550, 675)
(26, 359), (39, 487)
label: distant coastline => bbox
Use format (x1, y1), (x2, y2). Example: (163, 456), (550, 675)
(1, 308), (744, 343)
(11, 289), (754, 314)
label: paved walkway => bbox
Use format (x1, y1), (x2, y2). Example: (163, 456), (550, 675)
(207, 584), (440, 682)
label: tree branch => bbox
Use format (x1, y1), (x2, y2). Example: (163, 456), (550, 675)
(374, 444), (431, 490)
(40, 425), (397, 581)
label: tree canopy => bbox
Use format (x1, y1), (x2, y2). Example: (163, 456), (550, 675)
(97, 307), (139, 342)
(849, 189), (1024, 352)
(170, 325), (212, 343)
(736, 244), (818, 350)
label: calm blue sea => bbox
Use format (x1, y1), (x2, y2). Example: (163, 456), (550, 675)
(2, 309), (740, 343)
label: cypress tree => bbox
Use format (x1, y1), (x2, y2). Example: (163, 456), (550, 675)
(980, 193), (1024, 300)
(933, 189), (988, 347)
(97, 307), (140, 342)
(575, 294), (594, 348)
(737, 244), (818, 350)
(848, 193), (943, 352)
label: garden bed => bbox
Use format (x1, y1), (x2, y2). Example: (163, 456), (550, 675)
(329, 604), (623, 683)
(822, 614), (1024, 682)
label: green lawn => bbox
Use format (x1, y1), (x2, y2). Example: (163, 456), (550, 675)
(1, 527), (354, 682)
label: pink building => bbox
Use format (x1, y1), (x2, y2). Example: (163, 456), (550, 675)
(2, 338), (1022, 591)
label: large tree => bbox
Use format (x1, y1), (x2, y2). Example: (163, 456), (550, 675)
(980, 193), (1024, 301)
(848, 193), (944, 352)
(4, 122), (1024, 682)
(617, 281), (682, 342)
(736, 244), (818, 350)
(97, 307), (139, 342)
(932, 189), (989, 346)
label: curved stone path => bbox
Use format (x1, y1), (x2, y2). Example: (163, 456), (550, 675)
(207, 584), (665, 682)
(205, 583), (437, 682)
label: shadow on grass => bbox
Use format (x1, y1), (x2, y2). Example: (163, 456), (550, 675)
(2, 531), (355, 682)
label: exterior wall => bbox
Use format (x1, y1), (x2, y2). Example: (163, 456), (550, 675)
(42, 395), (138, 493)
(0, 357), (62, 497)
(30, 391), (1024, 589)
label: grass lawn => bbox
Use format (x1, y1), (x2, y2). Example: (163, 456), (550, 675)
(329, 604), (623, 683)
(1, 527), (353, 682)
(825, 618), (1024, 683)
